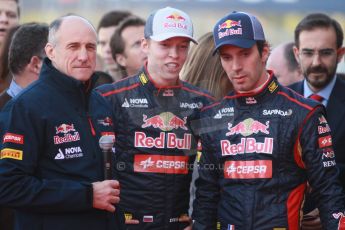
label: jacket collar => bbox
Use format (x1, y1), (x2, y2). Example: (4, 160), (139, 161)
(225, 71), (280, 106)
(136, 65), (183, 97)
(40, 58), (94, 94)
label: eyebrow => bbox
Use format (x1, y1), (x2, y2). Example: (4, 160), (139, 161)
(301, 48), (334, 52)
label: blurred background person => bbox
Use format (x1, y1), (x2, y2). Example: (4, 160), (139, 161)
(289, 13), (345, 230)
(97, 10), (131, 82)
(181, 32), (233, 100)
(267, 41), (303, 86)
(0, 0), (19, 49)
(0, 22), (48, 230)
(0, 22), (48, 110)
(180, 32), (233, 216)
(0, 0), (20, 92)
(110, 15), (146, 79)
(93, 70), (114, 88)
(0, 25), (18, 93)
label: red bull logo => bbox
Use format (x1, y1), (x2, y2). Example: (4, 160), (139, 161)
(54, 123), (80, 145)
(226, 118), (270, 137)
(142, 112), (187, 131)
(135, 132), (191, 150)
(55, 123), (76, 134)
(166, 13), (186, 21)
(221, 137), (273, 156)
(142, 115), (165, 129)
(218, 20), (241, 31)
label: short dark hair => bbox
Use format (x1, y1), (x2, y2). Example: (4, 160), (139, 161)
(9, 22), (49, 75)
(284, 42), (299, 72)
(110, 15), (145, 58)
(93, 71), (114, 88)
(256, 40), (269, 57)
(97, 10), (131, 32)
(294, 13), (344, 48)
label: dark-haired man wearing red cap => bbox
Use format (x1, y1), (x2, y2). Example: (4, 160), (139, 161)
(192, 11), (345, 230)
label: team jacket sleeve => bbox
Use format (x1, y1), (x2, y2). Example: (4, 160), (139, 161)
(0, 102), (93, 213)
(192, 131), (220, 230)
(299, 106), (345, 229)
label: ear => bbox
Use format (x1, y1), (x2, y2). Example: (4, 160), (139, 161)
(45, 43), (55, 60)
(115, 53), (126, 68)
(293, 45), (300, 64)
(141, 38), (149, 54)
(28, 56), (43, 75)
(336, 47), (345, 63)
(261, 45), (270, 63)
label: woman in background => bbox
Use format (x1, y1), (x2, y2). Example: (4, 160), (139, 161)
(181, 32), (233, 99)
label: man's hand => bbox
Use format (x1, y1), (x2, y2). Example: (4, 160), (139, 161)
(180, 215), (192, 230)
(125, 219), (140, 225)
(92, 180), (120, 212)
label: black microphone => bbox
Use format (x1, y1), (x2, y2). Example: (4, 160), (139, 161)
(99, 135), (115, 180)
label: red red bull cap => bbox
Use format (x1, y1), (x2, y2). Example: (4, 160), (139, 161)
(213, 11), (265, 54)
(144, 7), (197, 44)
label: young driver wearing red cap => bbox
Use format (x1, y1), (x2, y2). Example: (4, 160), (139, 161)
(97, 6), (214, 230)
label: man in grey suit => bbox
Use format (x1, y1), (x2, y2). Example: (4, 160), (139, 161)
(289, 13), (345, 230)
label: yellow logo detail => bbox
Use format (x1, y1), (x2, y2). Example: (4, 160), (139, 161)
(139, 73), (148, 85)
(124, 213), (133, 221)
(268, 81), (278, 93)
(196, 151), (202, 163)
(0, 148), (23, 160)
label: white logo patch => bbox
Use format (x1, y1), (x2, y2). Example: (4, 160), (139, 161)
(179, 102), (203, 109)
(122, 98), (148, 108)
(214, 107), (234, 119)
(262, 109), (292, 116)
(55, 147), (84, 160)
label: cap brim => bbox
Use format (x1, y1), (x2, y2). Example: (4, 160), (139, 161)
(212, 39), (256, 55)
(150, 33), (198, 44)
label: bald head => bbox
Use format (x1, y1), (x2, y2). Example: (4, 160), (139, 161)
(267, 42), (303, 86)
(45, 15), (97, 82)
(48, 15), (96, 46)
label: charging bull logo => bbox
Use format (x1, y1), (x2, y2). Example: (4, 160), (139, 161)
(226, 118), (270, 137)
(142, 112), (187, 131)
(218, 20), (241, 31)
(56, 124), (76, 134)
(166, 13), (185, 21)
(54, 123), (80, 145)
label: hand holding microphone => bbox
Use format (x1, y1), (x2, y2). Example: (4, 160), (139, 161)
(92, 135), (120, 212)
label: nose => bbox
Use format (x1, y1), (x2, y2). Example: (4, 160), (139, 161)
(0, 12), (9, 23)
(168, 46), (179, 59)
(105, 43), (112, 55)
(311, 53), (322, 66)
(232, 57), (242, 72)
(78, 47), (88, 62)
